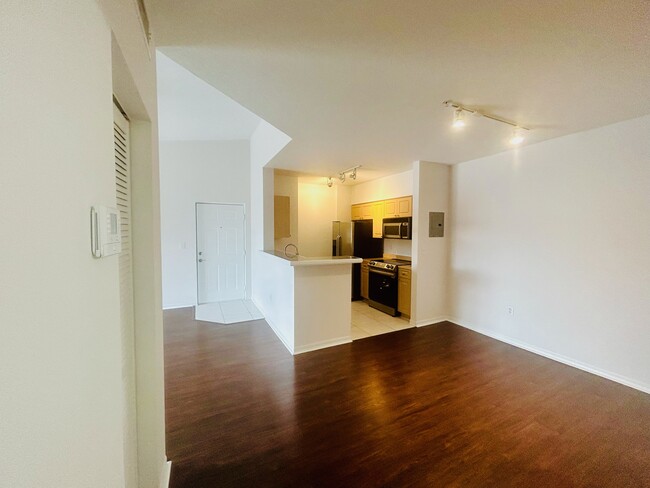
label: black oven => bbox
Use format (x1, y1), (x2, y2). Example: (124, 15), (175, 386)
(368, 264), (399, 316)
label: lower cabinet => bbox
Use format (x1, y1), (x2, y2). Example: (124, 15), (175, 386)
(398, 267), (411, 317)
(361, 261), (369, 299)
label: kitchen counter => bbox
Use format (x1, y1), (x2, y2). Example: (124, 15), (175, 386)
(256, 250), (359, 355)
(263, 250), (362, 266)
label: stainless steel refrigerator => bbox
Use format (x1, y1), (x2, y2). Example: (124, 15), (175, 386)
(332, 221), (352, 256)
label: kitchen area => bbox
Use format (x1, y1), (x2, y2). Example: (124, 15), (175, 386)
(333, 196), (414, 340)
(267, 162), (449, 353)
(274, 167), (418, 341)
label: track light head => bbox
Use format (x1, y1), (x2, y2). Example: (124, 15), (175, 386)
(350, 168), (357, 180)
(452, 108), (466, 128)
(509, 127), (525, 145)
(339, 172), (346, 183)
(326, 177), (333, 187)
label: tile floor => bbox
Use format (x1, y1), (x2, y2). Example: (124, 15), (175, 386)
(194, 299), (411, 340)
(195, 299), (264, 325)
(351, 300), (413, 340)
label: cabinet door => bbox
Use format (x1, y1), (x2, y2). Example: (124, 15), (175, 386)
(351, 204), (362, 221)
(397, 197), (412, 217)
(361, 203), (374, 220)
(384, 199), (398, 217)
(398, 277), (411, 316)
(361, 267), (369, 299)
(372, 202), (384, 238)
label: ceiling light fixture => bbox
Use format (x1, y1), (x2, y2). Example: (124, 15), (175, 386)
(509, 127), (525, 145)
(336, 165), (361, 184)
(443, 100), (530, 145)
(452, 108), (465, 128)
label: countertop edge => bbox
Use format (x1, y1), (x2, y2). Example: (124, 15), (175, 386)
(261, 250), (362, 266)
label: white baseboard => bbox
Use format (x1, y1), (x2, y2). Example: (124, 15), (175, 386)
(294, 336), (352, 355)
(252, 299), (294, 355)
(450, 317), (650, 395)
(162, 303), (194, 311)
(159, 460), (172, 488)
(415, 316), (451, 327)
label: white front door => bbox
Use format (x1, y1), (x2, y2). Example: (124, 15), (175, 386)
(196, 203), (246, 304)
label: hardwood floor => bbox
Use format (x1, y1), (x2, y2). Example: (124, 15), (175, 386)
(164, 307), (650, 487)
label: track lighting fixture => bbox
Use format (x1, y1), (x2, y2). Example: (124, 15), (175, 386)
(326, 177), (333, 187)
(335, 165), (361, 184)
(509, 127), (525, 145)
(443, 100), (530, 146)
(452, 108), (465, 128)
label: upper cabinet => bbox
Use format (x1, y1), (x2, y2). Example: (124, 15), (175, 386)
(351, 196), (412, 238)
(383, 196), (412, 218)
(371, 202), (384, 238)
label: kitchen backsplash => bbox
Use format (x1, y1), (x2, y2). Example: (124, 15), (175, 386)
(384, 238), (412, 257)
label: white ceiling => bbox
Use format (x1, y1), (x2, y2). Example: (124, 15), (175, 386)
(156, 51), (260, 141)
(152, 0), (650, 179)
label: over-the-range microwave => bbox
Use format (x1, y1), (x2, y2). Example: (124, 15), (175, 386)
(383, 217), (412, 240)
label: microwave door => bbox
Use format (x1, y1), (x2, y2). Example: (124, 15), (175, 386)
(384, 222), (402, 239)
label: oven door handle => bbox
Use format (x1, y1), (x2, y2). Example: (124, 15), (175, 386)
(369, 268), (397, 277)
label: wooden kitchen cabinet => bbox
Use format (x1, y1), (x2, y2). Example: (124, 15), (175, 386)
(360, 261), (370, 299)
(398, 267), (411, 317)
(372, 202), (384, 238)
(360, 203), (374, 220)
(384, 196), (412, 218)
(352, 196), (411, 238)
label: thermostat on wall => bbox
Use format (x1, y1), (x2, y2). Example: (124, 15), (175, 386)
(90, 206), (122, 257)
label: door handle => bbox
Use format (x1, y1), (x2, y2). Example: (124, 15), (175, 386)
(198, 258), (206, 262)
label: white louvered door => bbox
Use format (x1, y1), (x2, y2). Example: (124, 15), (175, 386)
(114, 103), (138, 488)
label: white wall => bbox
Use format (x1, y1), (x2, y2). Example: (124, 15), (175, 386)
(384, 239), (413, 257)
(160, 140), (251, 308)
(1, 1), (166, 487)
(294, 264), (353, 353)
(336, 185), (352, 221)
(412, 161), (450, 326)
(351, 169), (413, 204)
(249, 121), (291, 311)
(274, 176), (351, 257)
(255, 252), (296, 352)
(449, 115), (650, 392)
(298, 182), (338, 257)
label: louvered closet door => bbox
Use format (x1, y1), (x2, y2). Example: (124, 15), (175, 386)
(114, 103), (138, 488)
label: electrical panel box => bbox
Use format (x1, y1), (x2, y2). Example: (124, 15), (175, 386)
(90, 206), (121, 257)
(429, 212), (445, 238)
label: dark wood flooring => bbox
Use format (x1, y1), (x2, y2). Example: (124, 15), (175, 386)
(164, 307), (650, 487)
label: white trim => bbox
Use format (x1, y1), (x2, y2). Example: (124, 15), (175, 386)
(159, 460), (172, 488)
(162, 303), (194, 311)
(450, 317), (650, 395)
(415, 316), (451, 327)
(294, 336), (352, 355)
